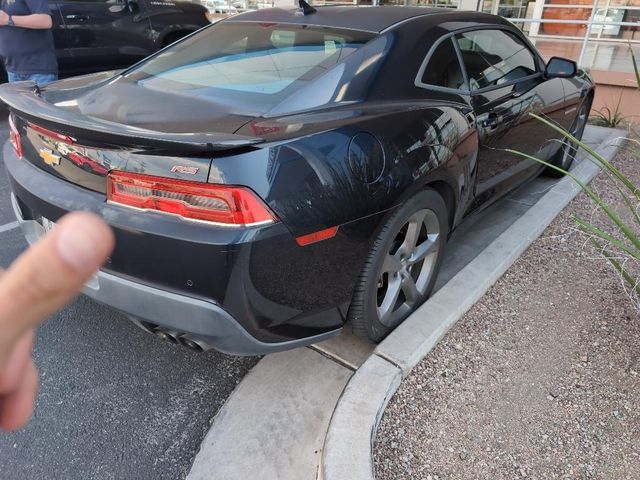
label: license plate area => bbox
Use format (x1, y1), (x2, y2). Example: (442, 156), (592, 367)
(38, 215), (56, 234)
(35, 215), (100, 290)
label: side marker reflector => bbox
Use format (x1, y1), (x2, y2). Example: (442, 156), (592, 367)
(295, 226), (338, 246)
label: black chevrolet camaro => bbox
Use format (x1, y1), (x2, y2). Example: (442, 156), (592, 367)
(1, 6), (594, 355)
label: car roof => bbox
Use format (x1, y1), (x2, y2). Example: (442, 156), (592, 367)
(225, 6), (465, 33)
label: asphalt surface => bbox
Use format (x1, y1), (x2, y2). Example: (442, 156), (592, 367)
(0, 119), (259, 479)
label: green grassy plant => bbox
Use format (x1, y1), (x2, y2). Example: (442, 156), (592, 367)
(590, 94), (627, 128)
(506, 114), (638, 306)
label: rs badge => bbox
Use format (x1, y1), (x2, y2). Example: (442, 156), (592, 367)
(39, 148), (61, 166)
(171, 165), (199, 175)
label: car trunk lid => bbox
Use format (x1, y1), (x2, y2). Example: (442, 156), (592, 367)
(0, 81), (265, 194)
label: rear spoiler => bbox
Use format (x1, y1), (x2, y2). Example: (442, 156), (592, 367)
(0, 81), (265, 154)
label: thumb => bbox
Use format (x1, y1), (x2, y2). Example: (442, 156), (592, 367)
(0, 212), (114, 354)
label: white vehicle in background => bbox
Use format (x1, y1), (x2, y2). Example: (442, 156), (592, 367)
(200, 0), (238, 14)
(236, 0), (276, 10)
(592, 7), (625, 36)
(199, 0), (275, 13)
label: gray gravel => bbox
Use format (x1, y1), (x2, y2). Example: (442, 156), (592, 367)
(375, 145), (640, 480)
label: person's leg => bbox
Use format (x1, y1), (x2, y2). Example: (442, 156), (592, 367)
(27, 73), (58, 87)
(6, 72), (57, 86)
(6, 72), (29, 83)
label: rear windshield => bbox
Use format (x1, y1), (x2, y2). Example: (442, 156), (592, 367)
(124, 22), (375, 110)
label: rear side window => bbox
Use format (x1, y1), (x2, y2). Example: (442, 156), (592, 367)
(455, 29), (537, 90)
(126, 23), (374, 102)
(421, 38), (466, 90)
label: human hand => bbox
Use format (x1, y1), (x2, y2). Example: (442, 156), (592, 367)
(0, 11), (8, 26)
(0, 212), (114, 431)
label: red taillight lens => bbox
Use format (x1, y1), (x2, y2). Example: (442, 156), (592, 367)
(8, 115), (22, 159)
(28, 122), (75, 145)
(107, 171), (278, 227)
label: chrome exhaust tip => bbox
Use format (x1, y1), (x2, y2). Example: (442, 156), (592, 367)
(179, 336), (205, 352)
(130, 318), (210, 351)
(153, 328), (178, 344)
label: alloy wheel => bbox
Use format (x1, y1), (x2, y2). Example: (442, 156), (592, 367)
(376, 208), (441, 328)
(560, 103), (589, 169)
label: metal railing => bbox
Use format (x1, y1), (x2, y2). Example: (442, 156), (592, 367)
(482, 0), (639, 68)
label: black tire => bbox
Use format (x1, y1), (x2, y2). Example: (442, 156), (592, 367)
(162, 31), (193, 48)
(349, 188), (449, 342)
(545, 96), (592, 178)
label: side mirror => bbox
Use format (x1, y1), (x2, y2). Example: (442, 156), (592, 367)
(545, 57), (578, 78)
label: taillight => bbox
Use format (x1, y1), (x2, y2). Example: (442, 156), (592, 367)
(107, 171), (278, 227)
(8, 115), (22, 159)
(28, 122), (75, 145)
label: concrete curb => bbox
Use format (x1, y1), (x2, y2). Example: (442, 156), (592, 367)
(320, 127), (626, 480)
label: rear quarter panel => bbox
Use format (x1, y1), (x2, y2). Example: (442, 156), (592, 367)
(222, 103), (477, 330)
(233, 102), (477, 238)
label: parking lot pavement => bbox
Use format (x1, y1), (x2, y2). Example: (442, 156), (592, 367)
(0, 120), (259, 480)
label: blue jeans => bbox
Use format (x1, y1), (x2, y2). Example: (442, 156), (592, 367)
(7, 72), (58, 87)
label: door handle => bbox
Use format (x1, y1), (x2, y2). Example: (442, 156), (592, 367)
(481, 113), (501, 130)
(65, 14), (89, 20)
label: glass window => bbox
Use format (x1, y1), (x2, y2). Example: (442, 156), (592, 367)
(610, 0), (640, 5)
(455, 29), (538, 90)
(421, 38), (466, 90)
(125, 23), (374, 107)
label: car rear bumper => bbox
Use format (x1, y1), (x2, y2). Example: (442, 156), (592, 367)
(10, 192), (340, 355)
(4, 138), (346, 354)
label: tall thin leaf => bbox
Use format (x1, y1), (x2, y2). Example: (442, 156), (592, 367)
(503, 148), (640, 252)
(529, 113), (637, 201)
(591, 238), (640, 296)
(573, 216), (640, 260)
(630, 43), (640, 91)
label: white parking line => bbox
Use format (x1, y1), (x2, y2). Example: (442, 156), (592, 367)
(0, 221), (19, 234)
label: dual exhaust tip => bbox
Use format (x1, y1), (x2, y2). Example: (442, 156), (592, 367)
(152, 328), (205, 352)
(132, 319), (207, 352)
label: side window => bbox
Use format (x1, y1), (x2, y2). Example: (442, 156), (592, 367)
(455, 29), (537, 91)
(270, 30), (296, 49)
(420, 38), (466, 90)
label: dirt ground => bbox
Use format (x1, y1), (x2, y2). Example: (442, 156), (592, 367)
(375, 139), (640, 480)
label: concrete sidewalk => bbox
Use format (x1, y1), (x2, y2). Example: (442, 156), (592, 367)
(186, 126), (624, 480)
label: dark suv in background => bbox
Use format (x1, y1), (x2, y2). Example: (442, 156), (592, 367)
(1, 0), (211, 81)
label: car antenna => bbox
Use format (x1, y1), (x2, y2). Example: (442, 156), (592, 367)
(297, 0), (316, 15)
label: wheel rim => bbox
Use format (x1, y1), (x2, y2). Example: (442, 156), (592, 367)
(376, 208), (441, 328)
(561, 103), (588, 169)
(574, 103), (588, 134)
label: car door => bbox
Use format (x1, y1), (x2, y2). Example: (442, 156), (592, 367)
(45, 2), (74, 75)
(55, 0), (154, 75)
(455, 28), (566, 204)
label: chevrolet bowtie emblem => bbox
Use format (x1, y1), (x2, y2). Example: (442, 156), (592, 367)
(39, 148), (61, 166)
